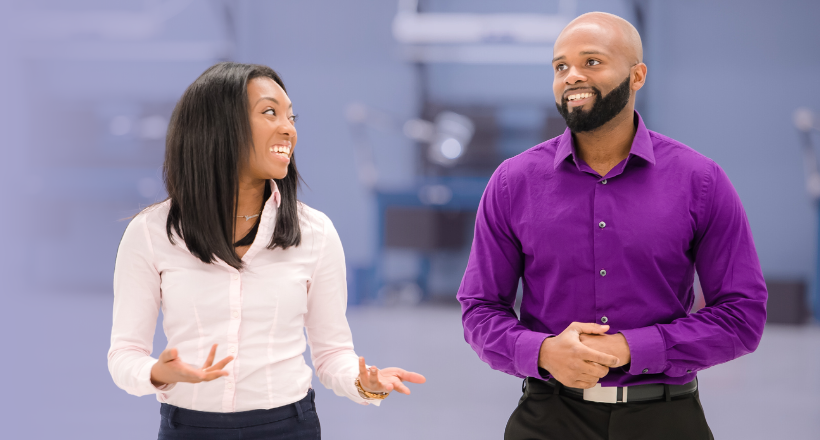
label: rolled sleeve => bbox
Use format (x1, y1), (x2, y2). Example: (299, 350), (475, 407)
(620, 326), (666, 375)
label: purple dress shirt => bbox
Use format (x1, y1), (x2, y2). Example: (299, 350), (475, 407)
(457, 112), (767, 386)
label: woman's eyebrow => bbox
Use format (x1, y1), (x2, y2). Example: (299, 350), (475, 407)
(254, 96), (292, 108)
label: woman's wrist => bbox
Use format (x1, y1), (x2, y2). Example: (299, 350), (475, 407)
(150, 362), (169, 387)
(355, 377), (388, 400)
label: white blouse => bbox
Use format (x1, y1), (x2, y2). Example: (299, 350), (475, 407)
(108, 181), (376, 412)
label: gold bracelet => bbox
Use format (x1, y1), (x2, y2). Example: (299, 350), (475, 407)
(355, 377), (389, 400)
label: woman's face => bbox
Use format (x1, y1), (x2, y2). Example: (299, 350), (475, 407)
(245, 77), (298, 181)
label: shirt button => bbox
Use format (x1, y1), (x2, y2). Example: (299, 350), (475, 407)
(231, 310), (239, 319)
(229, 345), (237, 354)
(226, 381), (234, 389)
(599, 221), (606, 228)
(232, 274), (239, 281)
(600, 269), (607, 277)
(601, 179), (608, 185)
(642, 368), (649, 374)
(601, 316), (608, 324)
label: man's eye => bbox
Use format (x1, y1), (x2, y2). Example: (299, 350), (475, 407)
(556, 64), (567, 72)
(587, 59), (601, 66)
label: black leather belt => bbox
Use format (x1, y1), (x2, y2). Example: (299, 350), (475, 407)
(525, 377), (698, 404)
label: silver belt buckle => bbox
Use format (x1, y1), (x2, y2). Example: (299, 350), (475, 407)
(583, 384), (627, 403)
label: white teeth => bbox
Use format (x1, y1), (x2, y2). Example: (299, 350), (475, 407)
(568, 93), (592, 101)
(271, 145), (291, 155)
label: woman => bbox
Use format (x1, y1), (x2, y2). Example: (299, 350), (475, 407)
(108, 62), (425, 439)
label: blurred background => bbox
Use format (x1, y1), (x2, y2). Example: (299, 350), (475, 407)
(1, 0), (819, 438)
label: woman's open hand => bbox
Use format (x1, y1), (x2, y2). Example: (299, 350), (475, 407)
(357, 356), (426, 395)
(150, 344), (234, 387)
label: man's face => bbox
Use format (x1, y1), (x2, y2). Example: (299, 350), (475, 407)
(552, 23), (637, 133)
(556, 75), (631, 133)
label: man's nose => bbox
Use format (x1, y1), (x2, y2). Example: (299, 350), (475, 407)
(564, 66), (587, 85)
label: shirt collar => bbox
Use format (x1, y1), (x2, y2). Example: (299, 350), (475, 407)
(553, 110), (656, 170)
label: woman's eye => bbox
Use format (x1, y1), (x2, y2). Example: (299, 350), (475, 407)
(289, 114), (299, 123)
(263, 109), (275, 115)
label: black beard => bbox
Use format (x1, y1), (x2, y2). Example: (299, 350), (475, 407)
(556, 76), (632, 133)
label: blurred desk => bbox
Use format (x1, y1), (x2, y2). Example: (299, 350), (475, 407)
(352, 177), (488, 304)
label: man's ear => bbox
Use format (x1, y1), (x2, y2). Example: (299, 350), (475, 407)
(631, 63), (647, 91)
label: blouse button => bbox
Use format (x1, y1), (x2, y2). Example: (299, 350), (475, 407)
(599, 221), (606, 229)
(599, 269), (607, 277)
(601, 179), (608, 185)
(229, 345), (237, 354)
(231, 310), (239, 319)
(232, 274), (239, 281)
(601, 316), (608, 324)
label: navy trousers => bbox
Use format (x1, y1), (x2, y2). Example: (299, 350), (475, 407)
(158, 389), (320, 440)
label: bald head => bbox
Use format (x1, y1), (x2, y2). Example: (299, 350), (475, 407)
(551, 12), (648, 134)
(558, 12), (643, 65)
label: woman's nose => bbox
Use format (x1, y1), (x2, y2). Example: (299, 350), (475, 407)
(278, 121), (296, 137)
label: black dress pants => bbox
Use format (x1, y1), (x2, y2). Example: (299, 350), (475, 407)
(505, 381), (713, 440)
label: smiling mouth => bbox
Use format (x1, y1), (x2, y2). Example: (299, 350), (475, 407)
(566, 92), (595, 102)
(270, 145), (291, 158)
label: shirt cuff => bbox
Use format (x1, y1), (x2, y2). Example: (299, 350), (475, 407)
(514, 330), (552, 378)
(620, 326), (667, 376)
(342, 371), (382, 407)
(138, 358), (176, 395)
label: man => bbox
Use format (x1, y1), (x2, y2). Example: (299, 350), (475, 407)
(457, 12), (767, 440)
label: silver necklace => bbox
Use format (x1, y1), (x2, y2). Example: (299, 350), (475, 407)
(237, 212), (261, 221)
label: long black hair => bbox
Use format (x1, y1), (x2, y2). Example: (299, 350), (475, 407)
(163, 62), (302, 269)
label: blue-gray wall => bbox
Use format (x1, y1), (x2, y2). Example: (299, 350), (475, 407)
(644, 1), (820, 284)
(230, 0), (820, 294)
(2, 0), (818, 302)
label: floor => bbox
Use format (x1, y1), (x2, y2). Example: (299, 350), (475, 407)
(7, 291), (819, 439)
